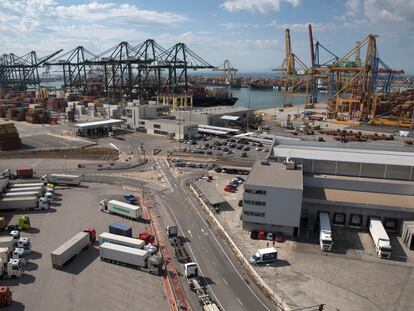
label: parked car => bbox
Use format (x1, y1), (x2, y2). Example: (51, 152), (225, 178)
(224, 187), (236, 193)
(215, 167), (222, 173)
(243, 146), (250, 151)
(266, 232), (273, 241)
(250, 230), (258, 240)
(241, 152), (248, 158)
(238, 200), (243, 207)
(274, 232), (284, 242)
(258, 230), (266, 240)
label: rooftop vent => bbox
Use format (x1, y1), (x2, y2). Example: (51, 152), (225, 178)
(284, 157), (295, 170)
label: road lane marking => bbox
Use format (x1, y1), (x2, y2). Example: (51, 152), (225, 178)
(187, 230), (193, 238)
(223, 278), (228, 286)
(180, 178), (272, 311)
(236, 297), (243, 306)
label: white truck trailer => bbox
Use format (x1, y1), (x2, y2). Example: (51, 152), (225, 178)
(0, 196), (48, 211)
(0, 237), (15, 249)
(369, 218), (392, 259)
(4, 191), (41, 198)
(98, 232), (144, 249)
(100, 199), (143, 220)
(319, 212), (333, 252)
(0, 247), (11, 263)
(42, 174), (81, 186)
(12, 183), (44, 188)
(9, 186), (44, 193)
(51, 229), (96, 269)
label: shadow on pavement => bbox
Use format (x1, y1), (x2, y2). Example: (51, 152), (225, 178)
(61, 246), (99, 275)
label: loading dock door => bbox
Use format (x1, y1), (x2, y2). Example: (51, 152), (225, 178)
(333, 213), (346, 225)
(384, 218), (398, 231)
(350, 214), (363, 227)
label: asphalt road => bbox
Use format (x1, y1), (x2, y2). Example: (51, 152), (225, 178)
(154, 157), (276, 311)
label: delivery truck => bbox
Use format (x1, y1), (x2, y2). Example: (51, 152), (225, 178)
(99, 242), (163, 275)
(319, 212), (333, 252)
(42, 174), (81, 186)
(0, 196), (48, 211)
(99, 232), (144, 249)
(369, 218), (392, 259)
(249, 247), (278, 264)
(100, 199), (142, 220)
(51, 228), (96, 269)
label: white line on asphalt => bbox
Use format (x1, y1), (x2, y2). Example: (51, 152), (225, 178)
(236, 297), (243, 306)
(159, 196), (226, 311)
(223, 278), (228, 286)
(180, 179), (272, 311)
(187, 230), (193, 238)
(197, 234), (201, 240)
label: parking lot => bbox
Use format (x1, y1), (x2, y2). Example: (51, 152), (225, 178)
(1, 183), (168, 311)
(207, 170), (414, 311)
(21, 134), (94, 150)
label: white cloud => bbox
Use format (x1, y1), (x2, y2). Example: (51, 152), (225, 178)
(362, 0), (414, 23)
(220, 22), (249, 29)
(346, 0), (361, 16)
(0, 1), (189, 55)
(221, 0), (301, 14)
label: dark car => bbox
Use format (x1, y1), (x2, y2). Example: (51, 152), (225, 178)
(241, 152), (248, 157)
(215, 167), (222, 173)
(236, 145), (243, 150)
(242, 146), (250, 151)
(250, 230), (258, 240)
(238, 200), (243, 207)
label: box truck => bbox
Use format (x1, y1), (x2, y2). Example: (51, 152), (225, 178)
(0, 196), (48, 211)
(99, 242), (163, 275)
(249, 248), (278, 264)
(369, 218), (391, 259)
(42, 174), (81, 186)
(108, 223), (132, 237)
(99, 232), (144, 249)
(51, 228), (96, 269)
(319, 212), (333, 252)
(100, 199), (142, 220)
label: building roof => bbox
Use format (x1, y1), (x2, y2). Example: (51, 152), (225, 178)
(246, 161), (303, 190)
(272, 139), (414, 166)
(73, 119), (124, 129)
(220, 115), (240, 121)
(193, 180), (226, 205)
(303, 187), (414, 211)
(198, 124), (239, 133)
(198, 128), (229, 135)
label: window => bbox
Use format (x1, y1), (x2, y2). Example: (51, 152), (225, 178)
(153, 124), (161, 129)
(244, 200), (266, 206)
(139, 121), (145, 125)
(126, 109), (132, 118)
(245, 189), (267, 195)
(243, 211), (265, 217)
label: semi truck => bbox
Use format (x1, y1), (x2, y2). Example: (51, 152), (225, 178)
(99, 232), (144, 249)
(166, 225), (190, 263)
(100, 199), (143, 220)
(4, 191), (41, 198)
(369, 218), (392, 259)
(185, 262), (220, 309)
(0, 168), (33, 179)
(99, 242), (163, 275)
(5, 216), (31, 231)
(42, 174), (81, 186)
(0, 286), (12, 307)
(249, 248), (278, 264)
(51, 228), (96, 269)
(319, 212), (333, 252)
(0, 236), (31, 254)
(0, 196), (48, 211)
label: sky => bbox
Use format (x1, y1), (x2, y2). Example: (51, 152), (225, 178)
(0, 0), (413, 73)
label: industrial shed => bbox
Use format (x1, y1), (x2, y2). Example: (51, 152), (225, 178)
(193, 179), (226, 210)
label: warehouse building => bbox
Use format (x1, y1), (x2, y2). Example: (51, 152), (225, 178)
(242, 138), (414, 236)
(73, 119), (124, 137)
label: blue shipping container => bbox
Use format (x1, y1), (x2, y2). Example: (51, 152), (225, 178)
(109, 223), (132, 237)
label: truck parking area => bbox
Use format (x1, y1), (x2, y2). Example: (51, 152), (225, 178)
(206, 170), (414, 311)
(0, 183), (168, 311)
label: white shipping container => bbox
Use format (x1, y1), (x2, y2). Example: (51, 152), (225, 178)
(4, 191), (40, 198)
(0, 237), (14, 249)
(100, 242), (149, 268)
(12, 183), (44, 188)
(0, 196), (39, 210)
(98, 233), (144, 249)
(9, 186), (43, 193)
(51, 232), (90, 268)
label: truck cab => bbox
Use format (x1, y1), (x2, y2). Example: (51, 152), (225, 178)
(185, 262), (199, 279)
(18, 216), (31, 230)
(100, 199), (108, 211)
(12, 248), (26, 265)
(249, 248), (278, 264)
(38, 197), (49, 210)
(320, 231), (333, 252)
(83, 228), (97, 244)
(0, 286), (12, 307)
(166, 225), (178, 238)
(378, 239), (392, 259)
(10, 230), (20, 241)
(16, 237), (31, 254)
(6, 259), (23, 279)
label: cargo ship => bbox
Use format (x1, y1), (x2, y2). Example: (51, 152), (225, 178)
(189, 85), (238, 107)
